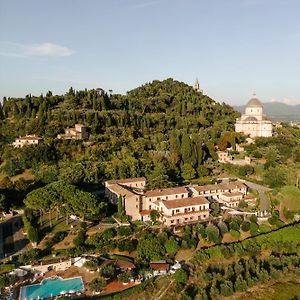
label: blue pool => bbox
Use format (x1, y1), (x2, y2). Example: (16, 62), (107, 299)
(19, 276), (84, 300)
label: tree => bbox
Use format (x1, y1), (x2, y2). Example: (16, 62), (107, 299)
(217, 221), (228, 236)
(0, 194), (6, 211)
(137, 235), (165, 261)
(150, 210), (159, 223)
(73, 230), (86, 247)
(147, 162), (171, 189)
(205, 224), (220, 243)
(83, 260), (99, 272)
(117, 196), (124, 216)
(117, 271), (131, 283)
(241, 221), (250, 232)
(27, 226), (39, 245)
(88, 277), (106, 293)
(264, 166), (286, 188)
(164, 237), (179, 256)
(100, 265), (116, 279)
(174, 269), (188, 287)
(220, 281), (234, 296)
(181, 163), (196, 181)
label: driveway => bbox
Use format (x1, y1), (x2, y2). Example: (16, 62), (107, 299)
(242, 180), (271, 213)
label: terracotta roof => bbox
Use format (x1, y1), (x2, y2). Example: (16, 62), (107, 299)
(194, 182), (246, 192)
(101, 259), (135, 270)
(144, 187), (188, 197)
(106, 177), (146, 185)
(107, 184), (137, 198)
(140, 210), (151, 216)
(150, 263), (170, 271)
(162, 196), (209, 209)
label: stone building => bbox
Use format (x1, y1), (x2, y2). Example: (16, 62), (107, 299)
(12, 135), (42, 148)
(57, 124), (88, 140)
(235, 95), (272, 137)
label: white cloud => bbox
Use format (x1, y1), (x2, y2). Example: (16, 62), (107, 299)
(25, 43), (75, 57)
(0, 42), (75, 58)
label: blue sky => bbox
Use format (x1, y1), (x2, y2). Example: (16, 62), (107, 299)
(0, 0), (300, 105)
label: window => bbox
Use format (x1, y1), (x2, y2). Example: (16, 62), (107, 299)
(149, 198), (152, 202)
(176, 209), (180, 213)
(166, 196), (168, 200)
(149, 205), (151, 210)
(175, 195), (178, 198)
(181, 194), (184, 198)
(136, 205), (138, 208)
(171, 220), (174, 224)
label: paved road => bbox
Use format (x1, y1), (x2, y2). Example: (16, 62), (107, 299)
(242, 180), (271, 213)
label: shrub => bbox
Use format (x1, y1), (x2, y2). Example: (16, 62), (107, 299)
(250, 222), (259, 236)
(229, 229), (240, 239)
(241, 221), (251, 232)
(218, 221), (228, 236)
(117, 226), (132, 237)
(205, 224), (220, 244)
(73, 230), (86, 247)
(88, 277), (106, 292)
(117, 271), (131, 283)
(100, 265), (116, 279)
(174, 269), (188, 286)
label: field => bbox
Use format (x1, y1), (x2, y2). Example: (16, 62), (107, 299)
(279, 185), (300, 211)
(235, 280), (300, 300)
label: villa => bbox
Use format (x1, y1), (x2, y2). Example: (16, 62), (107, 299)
(105, 178), (251, 224)
(12, 135), (42, 148)
(57, 124), (89, 140)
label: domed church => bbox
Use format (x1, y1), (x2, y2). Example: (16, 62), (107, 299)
(235, 95), (272, 138)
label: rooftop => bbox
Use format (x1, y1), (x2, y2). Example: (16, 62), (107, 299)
(162, 196), (209, 209)
(106, 184), (137, 198)
(193, 181), (246, 192)
(144, 186), (188, 197)
(246, 96), (263, 108)
(16, 135), (42, 141)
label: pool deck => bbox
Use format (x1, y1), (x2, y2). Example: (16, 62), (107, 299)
(19, 276), (84, 300)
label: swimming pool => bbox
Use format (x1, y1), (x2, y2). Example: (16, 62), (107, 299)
(19, 276), (84, 300)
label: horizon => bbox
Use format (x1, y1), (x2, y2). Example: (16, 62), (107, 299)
(1, 0), (300, 105)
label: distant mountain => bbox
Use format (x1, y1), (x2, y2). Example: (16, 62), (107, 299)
(235, 102), (300, 122)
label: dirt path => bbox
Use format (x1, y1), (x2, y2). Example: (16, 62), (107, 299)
(154, 279), (174, 300)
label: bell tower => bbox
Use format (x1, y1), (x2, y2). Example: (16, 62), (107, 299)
(193, 78), (203, 94)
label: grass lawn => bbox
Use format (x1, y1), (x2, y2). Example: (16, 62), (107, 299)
(279, 185), (300, 211)
(258, 224), (272, 233)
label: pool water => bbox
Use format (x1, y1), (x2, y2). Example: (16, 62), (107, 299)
(19, 276), (84, 300)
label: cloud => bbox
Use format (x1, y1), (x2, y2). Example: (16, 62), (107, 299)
(0, 42), (75, 58)
(25, 43), (75, 57)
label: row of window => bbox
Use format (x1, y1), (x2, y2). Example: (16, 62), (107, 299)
(168, 214), (207, 224)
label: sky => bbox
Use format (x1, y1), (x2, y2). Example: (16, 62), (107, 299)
(0, 0), (300, 105)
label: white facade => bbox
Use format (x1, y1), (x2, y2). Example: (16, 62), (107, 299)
(12, 135), (42, 148)
(235, 96), (272, 138)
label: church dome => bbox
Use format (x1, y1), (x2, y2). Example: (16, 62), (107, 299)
(246, 96), (263, 107)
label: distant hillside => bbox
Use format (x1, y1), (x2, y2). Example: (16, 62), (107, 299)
(235, 102), (300, 122)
